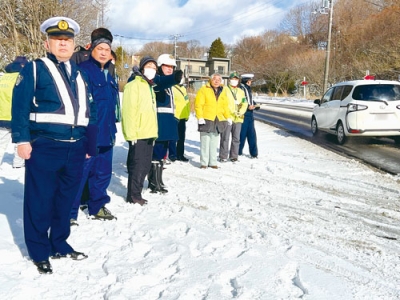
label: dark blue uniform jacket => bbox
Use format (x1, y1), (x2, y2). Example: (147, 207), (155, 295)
(154, 75), (180, 141)
(79, 56), (119, 147)
(11, 53), (97, 155)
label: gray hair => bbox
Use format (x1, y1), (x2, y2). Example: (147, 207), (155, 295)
(210, 73), (222, 81)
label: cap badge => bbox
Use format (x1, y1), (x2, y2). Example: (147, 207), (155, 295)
(57, 20), (69, 31)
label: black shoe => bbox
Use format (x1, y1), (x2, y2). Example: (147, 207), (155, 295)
(34, 260), (53, 274)
(150, 187), (168, 194)
(177, 156), (189, 162)
(230, 158), (238, 162)
(250, 156), (258, 159)
(51, 250), (88, 261)
(68, 251), (88, 260)
(169, 157), (177, 162)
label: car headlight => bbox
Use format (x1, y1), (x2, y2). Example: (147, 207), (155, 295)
(348, 104), (368, 112)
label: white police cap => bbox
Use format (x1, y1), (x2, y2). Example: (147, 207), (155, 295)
(40, 17), (80, 37)
(241, 73), (254, 79)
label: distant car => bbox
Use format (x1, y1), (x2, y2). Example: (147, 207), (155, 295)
(311, 80), (400, 144)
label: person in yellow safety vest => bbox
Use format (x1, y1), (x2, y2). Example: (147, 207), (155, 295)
(169, 78), (191, 162)
(0, 56), (28, 168)
(219, 71), (248, 162)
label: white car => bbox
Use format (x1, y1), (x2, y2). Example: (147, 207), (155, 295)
(311, 80), (400, 144)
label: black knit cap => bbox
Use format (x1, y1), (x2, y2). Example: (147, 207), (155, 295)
(91, 27), (113, 49)
(139, 56), (157, 72)
(91, 27), (113, 43)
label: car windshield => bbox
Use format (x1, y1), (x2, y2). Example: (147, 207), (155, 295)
(352, 84), (400, 101)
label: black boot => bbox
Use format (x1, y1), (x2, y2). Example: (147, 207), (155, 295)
(159, 160), (167, 189)
(156, 162), (168, 193)
(148, 161), (161, 193)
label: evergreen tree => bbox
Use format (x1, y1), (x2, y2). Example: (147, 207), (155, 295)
(209, 37), (226, 58)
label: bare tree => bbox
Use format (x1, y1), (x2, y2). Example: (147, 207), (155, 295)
(136, 41), (174, 59)
(279, 1), (319, 44)
(0, 0), (104, 69)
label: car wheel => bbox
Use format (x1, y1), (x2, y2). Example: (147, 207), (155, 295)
(311, 116), (318, 136)
(336, 121), (347, 145)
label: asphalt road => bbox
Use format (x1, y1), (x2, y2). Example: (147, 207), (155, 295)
(255, 103), (400, 175)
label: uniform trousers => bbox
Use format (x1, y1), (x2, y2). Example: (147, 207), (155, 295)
(200, 131), (219, 167)
(239, 114), (258, 157)
(126, 139), (153, 200)
(168, 140), (177, 160)
(24, 137), (86, 262)
(153, 141), (169, 161)
(70, 146), (113, 219)
(168, 119), (187, 160)
(219, 122), (242, 160)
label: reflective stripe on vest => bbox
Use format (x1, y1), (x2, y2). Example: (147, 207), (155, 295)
(156, 88), (175, 114)
(29, 58), (89, 126)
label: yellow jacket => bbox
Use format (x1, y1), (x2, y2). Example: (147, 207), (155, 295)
(122, 76), (158, 141)
(225, 85), (248, 123)
(195, 81), (230, 121)
(173, 85), (190, 120)
(0, 72), (19, 122)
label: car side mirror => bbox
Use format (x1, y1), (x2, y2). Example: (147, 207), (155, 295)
(314, 99), (321, 105)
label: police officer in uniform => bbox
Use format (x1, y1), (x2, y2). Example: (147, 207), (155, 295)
(148, 54), (182, 193)
(239, 74), (260, 158)
(11, 16), (97, 274)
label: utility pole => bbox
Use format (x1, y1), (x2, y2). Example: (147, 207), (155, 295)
(170, 34), (183, 59)
(313, 0), (334, 93)
(94, 0), (105, 27)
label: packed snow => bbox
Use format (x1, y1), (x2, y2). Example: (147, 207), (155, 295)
(1, 104), (400, 299)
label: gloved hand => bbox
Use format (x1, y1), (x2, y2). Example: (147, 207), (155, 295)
(227, 118), (232, 125)
(174, 70), (183, 84)
(198, 118), (206, 125)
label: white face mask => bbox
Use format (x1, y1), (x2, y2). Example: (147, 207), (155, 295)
(230, 79), (239, 87)
(143, 68), (156, 80)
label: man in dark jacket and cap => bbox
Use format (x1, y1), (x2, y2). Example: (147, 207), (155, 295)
(0, 56), (28, 167)
(71, 27), (116, 78)
(70, 27), (119, 223)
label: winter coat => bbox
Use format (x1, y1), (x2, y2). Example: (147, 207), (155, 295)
(79, 56), (119, 147)
(173, 84), (190, 120)
(195, 81), (230, 133)
(225, 85), (248, 124)
(11, 53), (97, 151)
(122, 76), (158, 141)
(153, 75), (181, 141)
